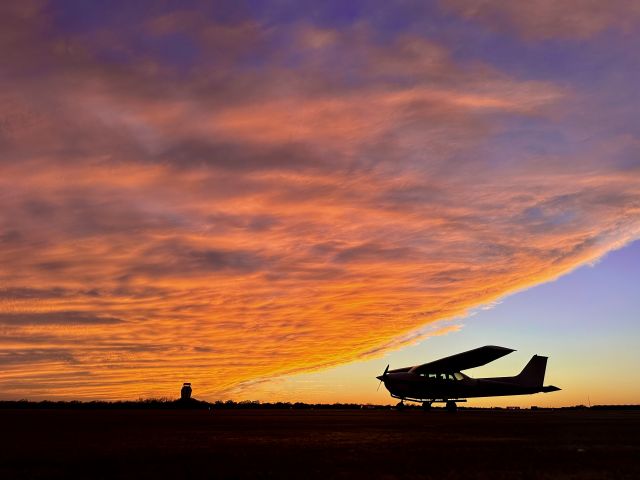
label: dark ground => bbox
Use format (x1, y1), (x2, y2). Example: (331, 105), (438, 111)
(1, 409), (639, 479)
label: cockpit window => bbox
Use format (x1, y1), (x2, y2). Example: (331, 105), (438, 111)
(426, 373), (459, 381)
(423, 372), (463, 380)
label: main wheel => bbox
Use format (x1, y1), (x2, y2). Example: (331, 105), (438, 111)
(396, 400), (405, 410)
(422, 401), (432, 411)
(445, 401), (457, 413)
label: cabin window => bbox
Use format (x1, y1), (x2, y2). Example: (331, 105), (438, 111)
(454, 373), (463, 381)
(428, 373), (437, 379)
(447, 373), (455, 381)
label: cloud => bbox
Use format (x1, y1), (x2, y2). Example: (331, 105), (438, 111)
(442, 0), (640, 39)
(0, 349), (78, 366)
(0, 312), (123, 325)
(0, 3), (638, 400)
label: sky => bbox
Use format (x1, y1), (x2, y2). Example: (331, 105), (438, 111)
(0, 1), (639, 404)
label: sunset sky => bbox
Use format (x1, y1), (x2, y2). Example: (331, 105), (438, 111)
(1, 1), (639, 405)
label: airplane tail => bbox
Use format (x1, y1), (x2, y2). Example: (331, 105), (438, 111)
(513, 355), (547, 388)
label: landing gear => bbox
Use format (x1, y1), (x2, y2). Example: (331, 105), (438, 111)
(445, 400), (457, 413)
(396, 400), (405, 410)
(422, 401), (432, 411)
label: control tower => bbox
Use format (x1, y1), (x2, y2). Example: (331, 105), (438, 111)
(180, 382), (192, 400)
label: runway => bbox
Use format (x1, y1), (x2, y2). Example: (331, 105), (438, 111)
(2, 408), (638, 479)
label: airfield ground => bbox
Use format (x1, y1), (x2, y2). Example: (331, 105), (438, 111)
(1, 408), (639, 479)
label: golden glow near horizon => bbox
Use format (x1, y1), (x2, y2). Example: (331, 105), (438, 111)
(1, 2), (639, 402)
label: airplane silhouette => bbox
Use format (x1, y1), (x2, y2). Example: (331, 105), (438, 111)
(376, 345), (560, 411)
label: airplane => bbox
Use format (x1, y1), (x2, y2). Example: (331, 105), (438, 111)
(376, 345), (560, 412)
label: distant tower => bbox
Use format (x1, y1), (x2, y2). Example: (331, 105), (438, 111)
(181, 382), (192, 400)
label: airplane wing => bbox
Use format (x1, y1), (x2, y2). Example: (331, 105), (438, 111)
(387, 366), (412, 374)
(408, 345), (515, 373)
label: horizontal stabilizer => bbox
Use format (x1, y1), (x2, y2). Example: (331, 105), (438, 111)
(542, 385), (561, 392)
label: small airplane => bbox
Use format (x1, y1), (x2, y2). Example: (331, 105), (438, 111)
(376, 345), (560, 411)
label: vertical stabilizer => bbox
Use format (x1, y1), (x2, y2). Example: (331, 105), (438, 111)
(515, 355), (547, 387)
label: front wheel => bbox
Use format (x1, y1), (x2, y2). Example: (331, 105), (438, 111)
(445, 401), (457, 413)
(422, 401), (432, 411)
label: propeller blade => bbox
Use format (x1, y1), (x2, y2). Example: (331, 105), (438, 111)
(376, 364), (390, 391)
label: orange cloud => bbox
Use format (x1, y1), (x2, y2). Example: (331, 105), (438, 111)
(0, 6), (639, 401)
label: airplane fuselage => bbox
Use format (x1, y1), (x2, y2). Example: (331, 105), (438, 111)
(381, 371), (555, 402)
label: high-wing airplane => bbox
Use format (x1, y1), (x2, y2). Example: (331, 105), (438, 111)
(376, 345), (560, 411)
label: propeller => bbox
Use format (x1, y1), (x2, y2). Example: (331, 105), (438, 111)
(376, 364), (389, 391)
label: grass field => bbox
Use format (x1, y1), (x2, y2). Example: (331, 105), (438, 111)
(2, 409), (638, 479)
